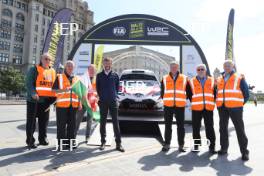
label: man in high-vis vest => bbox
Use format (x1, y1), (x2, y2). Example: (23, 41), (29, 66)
(25, 53), (56, 149)
(187, 64), (216, 154)
(161, 60), (188, 152)
(216, 60), (250, 161)
(52, 60), (81, 151)
(75, 64), (98, 144)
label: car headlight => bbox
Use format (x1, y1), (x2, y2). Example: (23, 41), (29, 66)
(152, 91), (161, 97)
(118, 92), (125, 96)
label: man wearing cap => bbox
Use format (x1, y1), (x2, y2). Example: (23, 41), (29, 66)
(216, 60), (250, 161)
(160, 60), (188, 152)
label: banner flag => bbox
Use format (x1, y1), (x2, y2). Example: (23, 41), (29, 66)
(225, 8), (236, 69)
(94, 45), (104, 72)
(42, 8), (73, 70)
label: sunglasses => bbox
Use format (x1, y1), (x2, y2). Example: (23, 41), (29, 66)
(197, 68), (205, 71)
(44, 58), (51, 61)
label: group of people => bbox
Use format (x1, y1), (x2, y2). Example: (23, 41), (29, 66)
(26, 54), (124, 152)
(160, 60), (249, 161)
(26, 53), (249, 161)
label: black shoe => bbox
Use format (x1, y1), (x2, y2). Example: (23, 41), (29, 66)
(27, 143), (37, 149)
(209, 148), (217, 154)
(217, 149), (228, 155)
(192, 145), (200, 153)
(100, 143), (106, 150)
(179, 145), (186, 153)
(162, 144), (170, 152)
(39, 139), (49, 146)
(242, 152), (249, 161)
(116, 144), (125, 152)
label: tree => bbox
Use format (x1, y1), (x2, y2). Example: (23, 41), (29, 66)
(0, 67), (26, 98)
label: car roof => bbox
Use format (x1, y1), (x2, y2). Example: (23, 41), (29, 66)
(121, 69), (155, 76)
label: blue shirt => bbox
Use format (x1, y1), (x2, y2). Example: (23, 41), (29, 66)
(224, 73), (231, 82)
(197, 76), (206, 87)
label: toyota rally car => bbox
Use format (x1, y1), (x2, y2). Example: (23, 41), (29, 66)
(117, 69), (163, 114)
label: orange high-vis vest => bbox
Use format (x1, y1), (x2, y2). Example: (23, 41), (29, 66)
(56, 73), (79, 108)
(162, 73), (187, 107)
(216, 73), (244, 108)
(36, 65), (56, 97)
(189, 76), (215, 111)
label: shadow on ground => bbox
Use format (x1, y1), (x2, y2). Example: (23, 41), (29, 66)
(138, 151), (252, 176)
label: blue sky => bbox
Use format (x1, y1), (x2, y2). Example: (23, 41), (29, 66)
(86, 0), (264, 92)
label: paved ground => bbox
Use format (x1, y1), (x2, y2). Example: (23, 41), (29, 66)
(0, 104), (263, 176)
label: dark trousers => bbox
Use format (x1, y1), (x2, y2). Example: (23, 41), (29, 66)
(164, 106), (185, 146)
(192, 110), (216, 149)
(56, 107), (77, 146)
(26, 101), (50, 145)
(75, 108), (93, 138)
(99, 100), (121, 144)
(218, 106), (249, 154)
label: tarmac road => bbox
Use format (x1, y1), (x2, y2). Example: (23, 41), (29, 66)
(0, 104), (263, 176)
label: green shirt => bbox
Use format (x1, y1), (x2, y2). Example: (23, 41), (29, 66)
(25, 66), (45, 103)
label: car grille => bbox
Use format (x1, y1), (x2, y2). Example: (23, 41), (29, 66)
(129, 103), (147, 109)
(134, 93), (144, 97)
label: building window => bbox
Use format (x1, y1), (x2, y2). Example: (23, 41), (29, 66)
(40, 39), (44, 46)
(13, 44), (23, 53)
(34, 25), (38, 32)
(42, 18), (45, 25)
(2, 9), (13, 17)
(0, 53), (9, 63)
(17, 1), (21, 8)
(16, 13), (25, 21)
(2, 0), (13, 5)
(12, 55), (22, 64)
(0, 30), (11, 39)
(32, 56), (36, 64)
(34, 35), (38, 43)
(21, 3), (26, 11)
(35, 14), (39, 22)
(0, 41), (10, 51)
(14, 33), (24, 42)
(33, 46), (37, 54)
(15, 23), (24, 31)
(1, 19), (12, 28)
(47, 19), (50, 27)
(41, 28), (45, 36)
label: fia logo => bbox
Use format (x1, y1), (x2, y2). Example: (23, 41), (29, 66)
(113, 27), (126, 36)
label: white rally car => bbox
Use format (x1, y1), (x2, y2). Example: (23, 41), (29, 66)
(118, 69), (163, 114)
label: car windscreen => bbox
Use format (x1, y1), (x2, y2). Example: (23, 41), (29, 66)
(125, 80), (159, 87)
(120, 74), (157, 81)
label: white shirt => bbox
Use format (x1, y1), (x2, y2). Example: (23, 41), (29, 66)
(104, 69), (111, 75)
